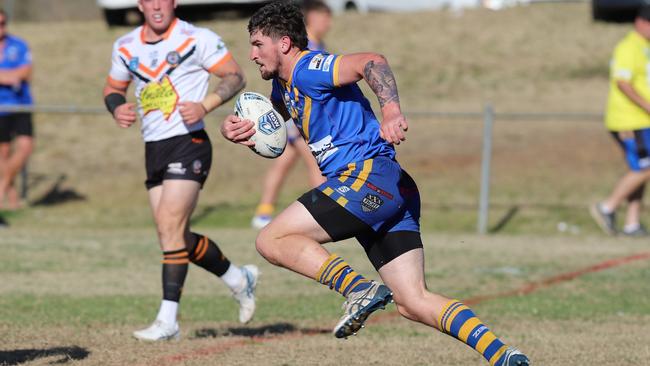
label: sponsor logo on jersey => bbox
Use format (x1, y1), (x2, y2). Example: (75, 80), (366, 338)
(309, 135), (339, 164)
(308, 54), (324, 70)
(361, 194), (383, 212)
(129, 57), (140, 72)
(323, 55), (335, 72)
(150, 50), (159, 68)
(140, 76), (179, 120)
(167, 162), (186, 175)
(166, 51), (181, 66)
(258, 111), (282, 135)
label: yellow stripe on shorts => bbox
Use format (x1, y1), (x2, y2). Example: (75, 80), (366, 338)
(351, 159), (373, 191)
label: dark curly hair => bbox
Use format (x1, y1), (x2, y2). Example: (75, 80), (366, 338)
(248, 1), (308, 51)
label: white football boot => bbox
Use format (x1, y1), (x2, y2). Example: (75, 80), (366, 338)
(251, 215), (272, 230)
(232, 264), (259, 323)
(133, 319), (180, 341)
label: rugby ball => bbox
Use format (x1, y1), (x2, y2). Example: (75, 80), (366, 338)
(234, 91), (287, 158)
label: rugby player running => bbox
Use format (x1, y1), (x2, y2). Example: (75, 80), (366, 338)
(220, 2), (529, 365)
(103, 0), (258, 341)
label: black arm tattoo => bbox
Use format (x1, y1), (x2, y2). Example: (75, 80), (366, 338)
(215, 71), (246, 103)
(363, 59), (400, 108)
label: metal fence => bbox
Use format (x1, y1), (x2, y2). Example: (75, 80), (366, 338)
(0, 103), (604, 234)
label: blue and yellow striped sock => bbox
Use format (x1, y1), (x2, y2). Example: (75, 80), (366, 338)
(315, 254), (372, 297)
(439, 300), (509, 366)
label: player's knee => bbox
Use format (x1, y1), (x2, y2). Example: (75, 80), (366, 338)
(393, 292), (431, 323)
(155, 215), (185, 245)
(255, 228), (276, 262)
(394, 300), (420, 322)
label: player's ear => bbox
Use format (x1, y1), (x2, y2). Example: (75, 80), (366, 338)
(279, 36), (292, 54)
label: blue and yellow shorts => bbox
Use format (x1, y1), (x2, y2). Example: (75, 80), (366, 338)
(611, 128), (650, 171)
(298, 156), (422, 270)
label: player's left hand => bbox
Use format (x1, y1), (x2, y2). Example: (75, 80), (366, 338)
(178, 102), (206, 124)
(220, 114), (256, 147)
(380, 111), (408, 145)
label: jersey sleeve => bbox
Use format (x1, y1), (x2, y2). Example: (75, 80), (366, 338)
(108, 41), (132, 85)
(198, 29), (232, 73)
(294, 53), (341, 99)
(611, 40), (637, 82)
(16, 41), (32, 67)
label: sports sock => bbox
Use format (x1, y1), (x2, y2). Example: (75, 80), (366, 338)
(315, 253), (371, 297)
(220, 263), (245, 291)
(188, 233), (243, 290)
(255, 203), (274, 217)
(624, 222), (640, 232)
(600, 202), (614, 214)
(159, 248), (189, 324)
(156, 299), (179, 325)
(439, 300), (510, 366)
(188, 233), (231, 276)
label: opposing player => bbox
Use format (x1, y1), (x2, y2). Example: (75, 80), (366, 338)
(103, 0), (257, 341)
(220, 2), (529, 365)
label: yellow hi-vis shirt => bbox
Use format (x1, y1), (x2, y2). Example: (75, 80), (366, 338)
(606, 31), (650, 131)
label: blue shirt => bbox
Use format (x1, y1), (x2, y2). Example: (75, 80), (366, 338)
(271, 51), (395, 177)
(0, 34), (32, 114)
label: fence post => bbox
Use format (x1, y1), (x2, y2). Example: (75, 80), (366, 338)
(477, 104), (494, 234)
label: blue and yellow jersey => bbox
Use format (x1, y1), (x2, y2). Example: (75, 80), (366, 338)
(271, 51), (395, 177)
(606, 31), (650, 131)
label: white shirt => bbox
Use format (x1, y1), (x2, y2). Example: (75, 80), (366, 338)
(108, 18), (231, 142)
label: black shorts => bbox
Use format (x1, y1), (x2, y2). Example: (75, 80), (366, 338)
(298, 189), (423, 271)
(145, 130), (212, 189)
(0, 113), (33, 142)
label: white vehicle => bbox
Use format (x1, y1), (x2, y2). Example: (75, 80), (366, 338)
(325, 0), (459, 13)
(96, 0), (271, 25)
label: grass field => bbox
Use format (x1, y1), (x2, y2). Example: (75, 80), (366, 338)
(2, 2), (650, 365)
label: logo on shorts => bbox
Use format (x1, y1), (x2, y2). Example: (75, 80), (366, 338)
(336, 186), (350, 195)
(129, 57), (140, 72)
(366, 182), (394, 200)
(361, 194), (383, 213)
(167, 162), (186, 175)
(166, 51), (181, 66)
(192, 160), (202, 174)
(258, 111), (282, 135)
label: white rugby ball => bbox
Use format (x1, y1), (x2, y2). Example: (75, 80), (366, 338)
(234, 91), (287, 158)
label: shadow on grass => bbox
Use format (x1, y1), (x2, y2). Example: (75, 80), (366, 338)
(194, 322), (329, 339)
(489, 206), (519, 233)
(0, 346), (89, 365)
(31, 175), (86, 206)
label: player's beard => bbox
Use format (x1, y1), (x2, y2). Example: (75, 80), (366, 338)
(259, 68), (277, 81)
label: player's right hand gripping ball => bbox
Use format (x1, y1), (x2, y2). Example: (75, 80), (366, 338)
(234, 91), (287, 158)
